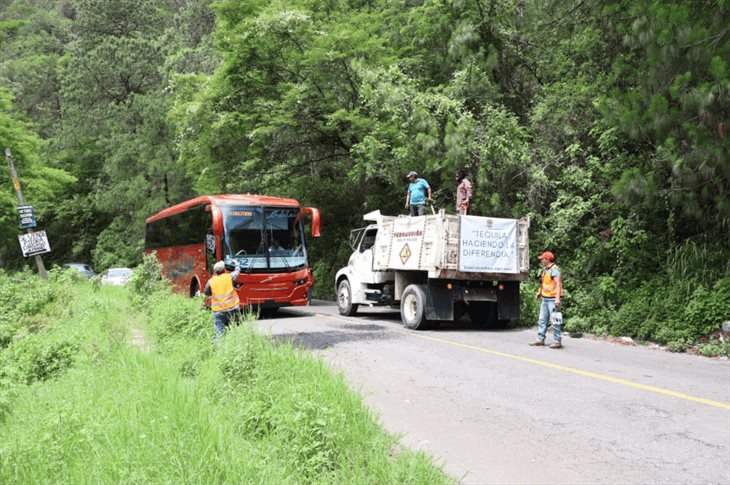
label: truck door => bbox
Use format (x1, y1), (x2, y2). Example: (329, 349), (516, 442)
(352, 228), (378, 283)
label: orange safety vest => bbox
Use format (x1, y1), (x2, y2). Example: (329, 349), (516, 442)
(210, 273), (240, 312)
(540, 264), (563, 299)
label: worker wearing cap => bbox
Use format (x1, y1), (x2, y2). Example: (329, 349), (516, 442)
(530, 251), (564, 348)
(204, 260), (241, 337)
(405, 171), (432, 216)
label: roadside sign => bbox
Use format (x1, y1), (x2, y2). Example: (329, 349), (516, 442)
(17, 205), (37, 229)
(18, 230), (51, 257)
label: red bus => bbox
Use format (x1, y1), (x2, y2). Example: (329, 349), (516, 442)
(144, 194), (321, 311)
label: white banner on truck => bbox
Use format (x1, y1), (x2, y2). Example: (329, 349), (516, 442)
(459, 216), (518, 273)
(387, 217), (426, 270)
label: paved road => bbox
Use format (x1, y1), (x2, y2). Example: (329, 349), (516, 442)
(257, 302), (730, 484)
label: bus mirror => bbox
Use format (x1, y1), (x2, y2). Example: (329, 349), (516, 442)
(204, 204), (212, 212)
(301, 207), (321, 237)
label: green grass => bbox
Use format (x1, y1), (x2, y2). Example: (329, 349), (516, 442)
(0, 270), (450, 484)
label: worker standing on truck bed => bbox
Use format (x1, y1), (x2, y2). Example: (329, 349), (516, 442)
(530, 251), (564, 348)
(405, 171), (432, 216)
(456, 169), (473, 215)
(204, 260), (241, 337)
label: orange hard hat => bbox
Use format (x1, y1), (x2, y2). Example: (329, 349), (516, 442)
(537, 251), (555, 262)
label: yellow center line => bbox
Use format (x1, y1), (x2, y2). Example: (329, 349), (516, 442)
(315, 313), (730, 410)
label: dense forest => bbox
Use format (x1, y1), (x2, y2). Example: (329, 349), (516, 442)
(1, 0), (728, 347)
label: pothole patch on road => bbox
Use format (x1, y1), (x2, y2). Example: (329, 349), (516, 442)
(342, 323), (386, 331)
(272, 328), (395, 350)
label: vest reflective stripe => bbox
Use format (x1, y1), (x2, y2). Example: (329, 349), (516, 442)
(210, 274), (240, 312)
(540, 264), (563, 298)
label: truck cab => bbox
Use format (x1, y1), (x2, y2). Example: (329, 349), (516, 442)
(335, 223), (395, 315)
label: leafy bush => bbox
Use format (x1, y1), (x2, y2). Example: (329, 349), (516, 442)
(0, 270), (55, 325)
(147, 294), (211, 342)
(697, 340), (730, 358)
(128, 252), (168, 307)
(568, 270), (729, 346)
(0, 270), (131, 422)
(217, 328), (261, 387)
(519, 280), (540, 325)
(682, 278), (730, 338)
(0, 323), (18, 350)
(11, 336), (78, 384)
(311, 260), (337, 299)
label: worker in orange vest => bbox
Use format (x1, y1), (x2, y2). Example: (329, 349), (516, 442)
(529, 251), (564, 348)
(204, 260), (241, 337)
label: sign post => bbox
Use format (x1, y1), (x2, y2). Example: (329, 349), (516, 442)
(17, 205), (37, 229)
(5, 148), (48, 278)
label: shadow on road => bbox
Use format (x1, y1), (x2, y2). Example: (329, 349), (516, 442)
(270, 306), (528, 336)
(348, 309), (527, 333)
(257, 310), (307, 321)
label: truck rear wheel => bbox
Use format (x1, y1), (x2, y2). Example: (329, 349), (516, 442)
(401, 284), (431, 330)
(337, 279), (358, 316)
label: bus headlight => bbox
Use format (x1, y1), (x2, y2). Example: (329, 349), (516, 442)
(294, 278), (308, 286)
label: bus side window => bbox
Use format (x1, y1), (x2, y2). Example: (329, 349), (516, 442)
(206, 232), (216, 273)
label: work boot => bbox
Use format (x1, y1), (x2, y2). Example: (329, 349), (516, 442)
(549, 342), (563, 349)
(529, 339), (545, 346)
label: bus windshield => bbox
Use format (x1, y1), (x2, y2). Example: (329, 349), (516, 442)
(221, 205), (307, 272)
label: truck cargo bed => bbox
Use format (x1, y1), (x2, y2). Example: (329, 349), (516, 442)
(370, 211), (530, 281)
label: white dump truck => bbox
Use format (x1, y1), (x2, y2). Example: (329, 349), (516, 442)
(335, 210), (530, 329)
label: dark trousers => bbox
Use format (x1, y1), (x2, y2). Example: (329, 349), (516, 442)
(213, 309), (239, 337)
(410, 204), (426, 216)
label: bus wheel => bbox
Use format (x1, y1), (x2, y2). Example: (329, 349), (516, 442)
(190, 280), (200, 297)
(401, 284), (431, 330)
(337, 279), (358, 316)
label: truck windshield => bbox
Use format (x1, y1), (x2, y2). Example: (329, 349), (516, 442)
(221, 205), (307, 272)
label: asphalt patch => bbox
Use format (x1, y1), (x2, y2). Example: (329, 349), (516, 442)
(271, 328), (393, 350)
(342, 323), (385, 331)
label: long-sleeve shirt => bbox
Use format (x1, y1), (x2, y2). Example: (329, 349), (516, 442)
(457, 178), (473, 209)
(203, 266), (241, 297)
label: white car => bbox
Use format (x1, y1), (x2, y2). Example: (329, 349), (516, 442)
(101, 268), (133, 286)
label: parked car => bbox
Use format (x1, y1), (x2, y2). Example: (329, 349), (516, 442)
(63, 263), (96, 278)
(101, 268), (133, 286)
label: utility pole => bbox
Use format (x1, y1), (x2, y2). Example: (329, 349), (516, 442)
(5, 148), (48, 279)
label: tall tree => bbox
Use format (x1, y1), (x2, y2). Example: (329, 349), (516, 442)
(0, 88), (74, 268)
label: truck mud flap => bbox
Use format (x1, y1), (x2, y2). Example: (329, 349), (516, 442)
(425, 284), (455, 321)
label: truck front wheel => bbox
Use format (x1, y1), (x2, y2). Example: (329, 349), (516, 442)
(337, 279), (358, 316)
(401, 284), (431, 330)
